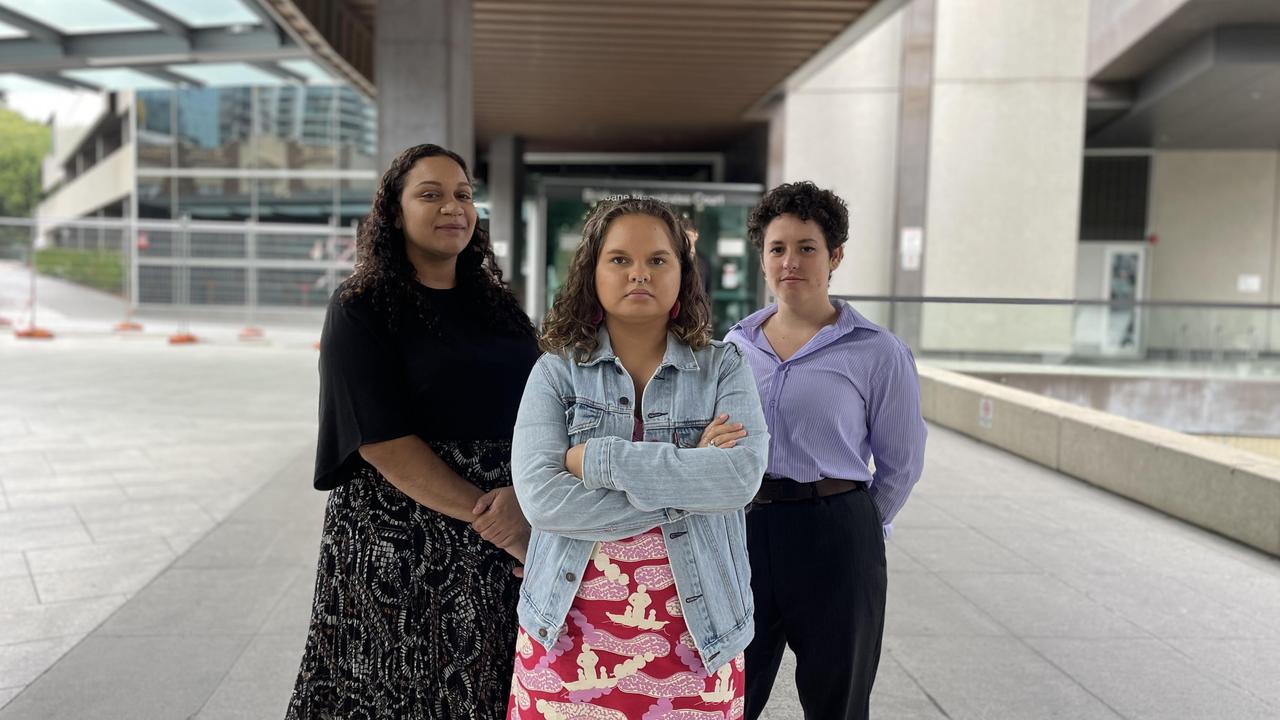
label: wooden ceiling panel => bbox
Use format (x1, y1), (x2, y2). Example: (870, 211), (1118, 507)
(295, 0), (878, 150)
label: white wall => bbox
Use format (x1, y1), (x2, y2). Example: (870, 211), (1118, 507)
(782, 7), (904, 305)
(1146, 150), (1280, 353)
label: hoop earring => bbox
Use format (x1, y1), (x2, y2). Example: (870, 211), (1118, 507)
(590, 305), (604, 325)
(669, 300), (681, 320)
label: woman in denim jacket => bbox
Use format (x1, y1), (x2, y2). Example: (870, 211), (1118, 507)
(505, 197), (769, 719)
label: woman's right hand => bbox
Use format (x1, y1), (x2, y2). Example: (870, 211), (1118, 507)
(698, 414), (747, 449)
(471, 487), (531, 556)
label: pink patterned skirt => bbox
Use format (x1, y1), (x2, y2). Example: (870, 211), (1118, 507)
(507, 527), (745, 719)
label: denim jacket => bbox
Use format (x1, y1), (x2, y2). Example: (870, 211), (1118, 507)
(510, 327), (769, 672)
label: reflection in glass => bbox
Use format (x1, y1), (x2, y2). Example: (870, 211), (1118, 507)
(255, 178), (336, 224)
(176, 88), (253, 169)
(136, 91), (174, 168)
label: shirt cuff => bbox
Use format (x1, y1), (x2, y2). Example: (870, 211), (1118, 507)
(882, 522), (893, 540)
(581, 436), (616, 490)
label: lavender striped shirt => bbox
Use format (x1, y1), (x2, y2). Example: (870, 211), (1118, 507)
(725, 300), (927, 533)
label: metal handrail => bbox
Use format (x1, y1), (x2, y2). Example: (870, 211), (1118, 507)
(833, 295), (1280, 311)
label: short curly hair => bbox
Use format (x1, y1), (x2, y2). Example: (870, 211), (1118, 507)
(747, 181), (849, 253)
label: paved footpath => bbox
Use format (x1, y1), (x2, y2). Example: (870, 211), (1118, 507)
(2, 336), (1279, 719)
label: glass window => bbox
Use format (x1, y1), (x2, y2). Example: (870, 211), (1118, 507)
(155, 0), (262, 28)
(167, 63), (285, 88)
(177, 177), (251, 222)
(136, 90), (174, 168)
(335, 87), (376, 171)
(254, 178), (335, 224)
(337, 177), (375, 227)
(175, 87), (253, 169)
(252, 85), (336, 170)
(136, 176), (173, 219)
(8, 0), (157, 34)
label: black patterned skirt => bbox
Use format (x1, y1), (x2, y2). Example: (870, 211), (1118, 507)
(286, 440), (521, 720)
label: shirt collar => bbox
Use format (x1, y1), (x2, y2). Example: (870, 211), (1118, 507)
(730, 299), (881, 349)
(577, 325), (700, 372)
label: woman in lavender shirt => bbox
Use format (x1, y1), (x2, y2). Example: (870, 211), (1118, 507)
(724, 181), (928, 720)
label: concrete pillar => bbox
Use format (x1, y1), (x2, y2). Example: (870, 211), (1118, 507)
(375, 0), (474, 169)
(487, 134), (525, 298)
(888, 0), (936, 347)
(919, 0), (1090, 353)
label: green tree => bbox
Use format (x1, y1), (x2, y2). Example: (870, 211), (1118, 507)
(0, 107), (51, 218)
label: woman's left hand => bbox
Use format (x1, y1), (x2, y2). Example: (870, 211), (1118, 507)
(698, 414), (747, 449)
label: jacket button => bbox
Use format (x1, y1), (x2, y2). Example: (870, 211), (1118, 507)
(565, 572), (576, 582)
(619, 397), (630, 406)
(538, 628), (547, 638)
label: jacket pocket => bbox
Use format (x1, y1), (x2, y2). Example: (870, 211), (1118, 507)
(565, 400), (605, 440)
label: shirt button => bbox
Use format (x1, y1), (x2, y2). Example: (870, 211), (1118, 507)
(538, 628), (547, 638)
(565, 572), (576, 582)
(619, 397), (630, 406)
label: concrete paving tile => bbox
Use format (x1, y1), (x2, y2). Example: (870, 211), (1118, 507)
(0, 597), (122, 646)
(1170, 571), (1280, 635)
(0, 634), (250, 720)
(173, 520), (283, 569)
(886, 636), (1123, 720)
(1090, 529), (1267, 577)
(97, 566), (299, 637)
(939, 572), (1148, 639)
(869, 651), (951, 720)
(885, 572), (1008, 638)
(80, 505), (216, 545)
(0, 555), (27, 580)
(1029, 637), (1279, 719)
(111, 467), (223, 487)
(0, 577), (38, 610)
(33, 560), (168, 604)
(0, 507), (79, 530)
(44, 448), (154, 476)
(0, 637), (81, 689)
(1059, 572), (1280, 640)
(165, 532), (207, 556)
(0, 474), (119, 493)
(194, 633), (305, 719)
(929, 494), (1068, 530)
(23, 538), (173, 576)
(5, 486), (126, 510)
(1166, 637), (1280, 708)
(0, 452), (53, 480)
(885, 539), (929, 573)
(0, 689), (20, 711)
(890, 527), (1040, 574)
(979, 525), (1157, 577)
(258, 568), (315, 638)
(891, 497), (968, 529)
(0, 524), (92, 553)
(758, 648), (802, 720)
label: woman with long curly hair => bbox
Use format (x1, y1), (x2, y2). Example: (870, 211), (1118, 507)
(505, 197), (769, 718)
(287, 144), (540, 719)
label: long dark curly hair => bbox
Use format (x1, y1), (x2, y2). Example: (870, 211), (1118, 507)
(540, 197), (711, 361)
(340, 143), (533, 340)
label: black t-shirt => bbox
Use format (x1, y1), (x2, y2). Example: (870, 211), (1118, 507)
(312, 282), (541, 490)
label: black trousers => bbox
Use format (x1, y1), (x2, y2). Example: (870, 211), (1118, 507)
(743, 488), (888, 720)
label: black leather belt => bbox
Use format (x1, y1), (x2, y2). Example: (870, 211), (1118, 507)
(752, 475), (865, 504)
